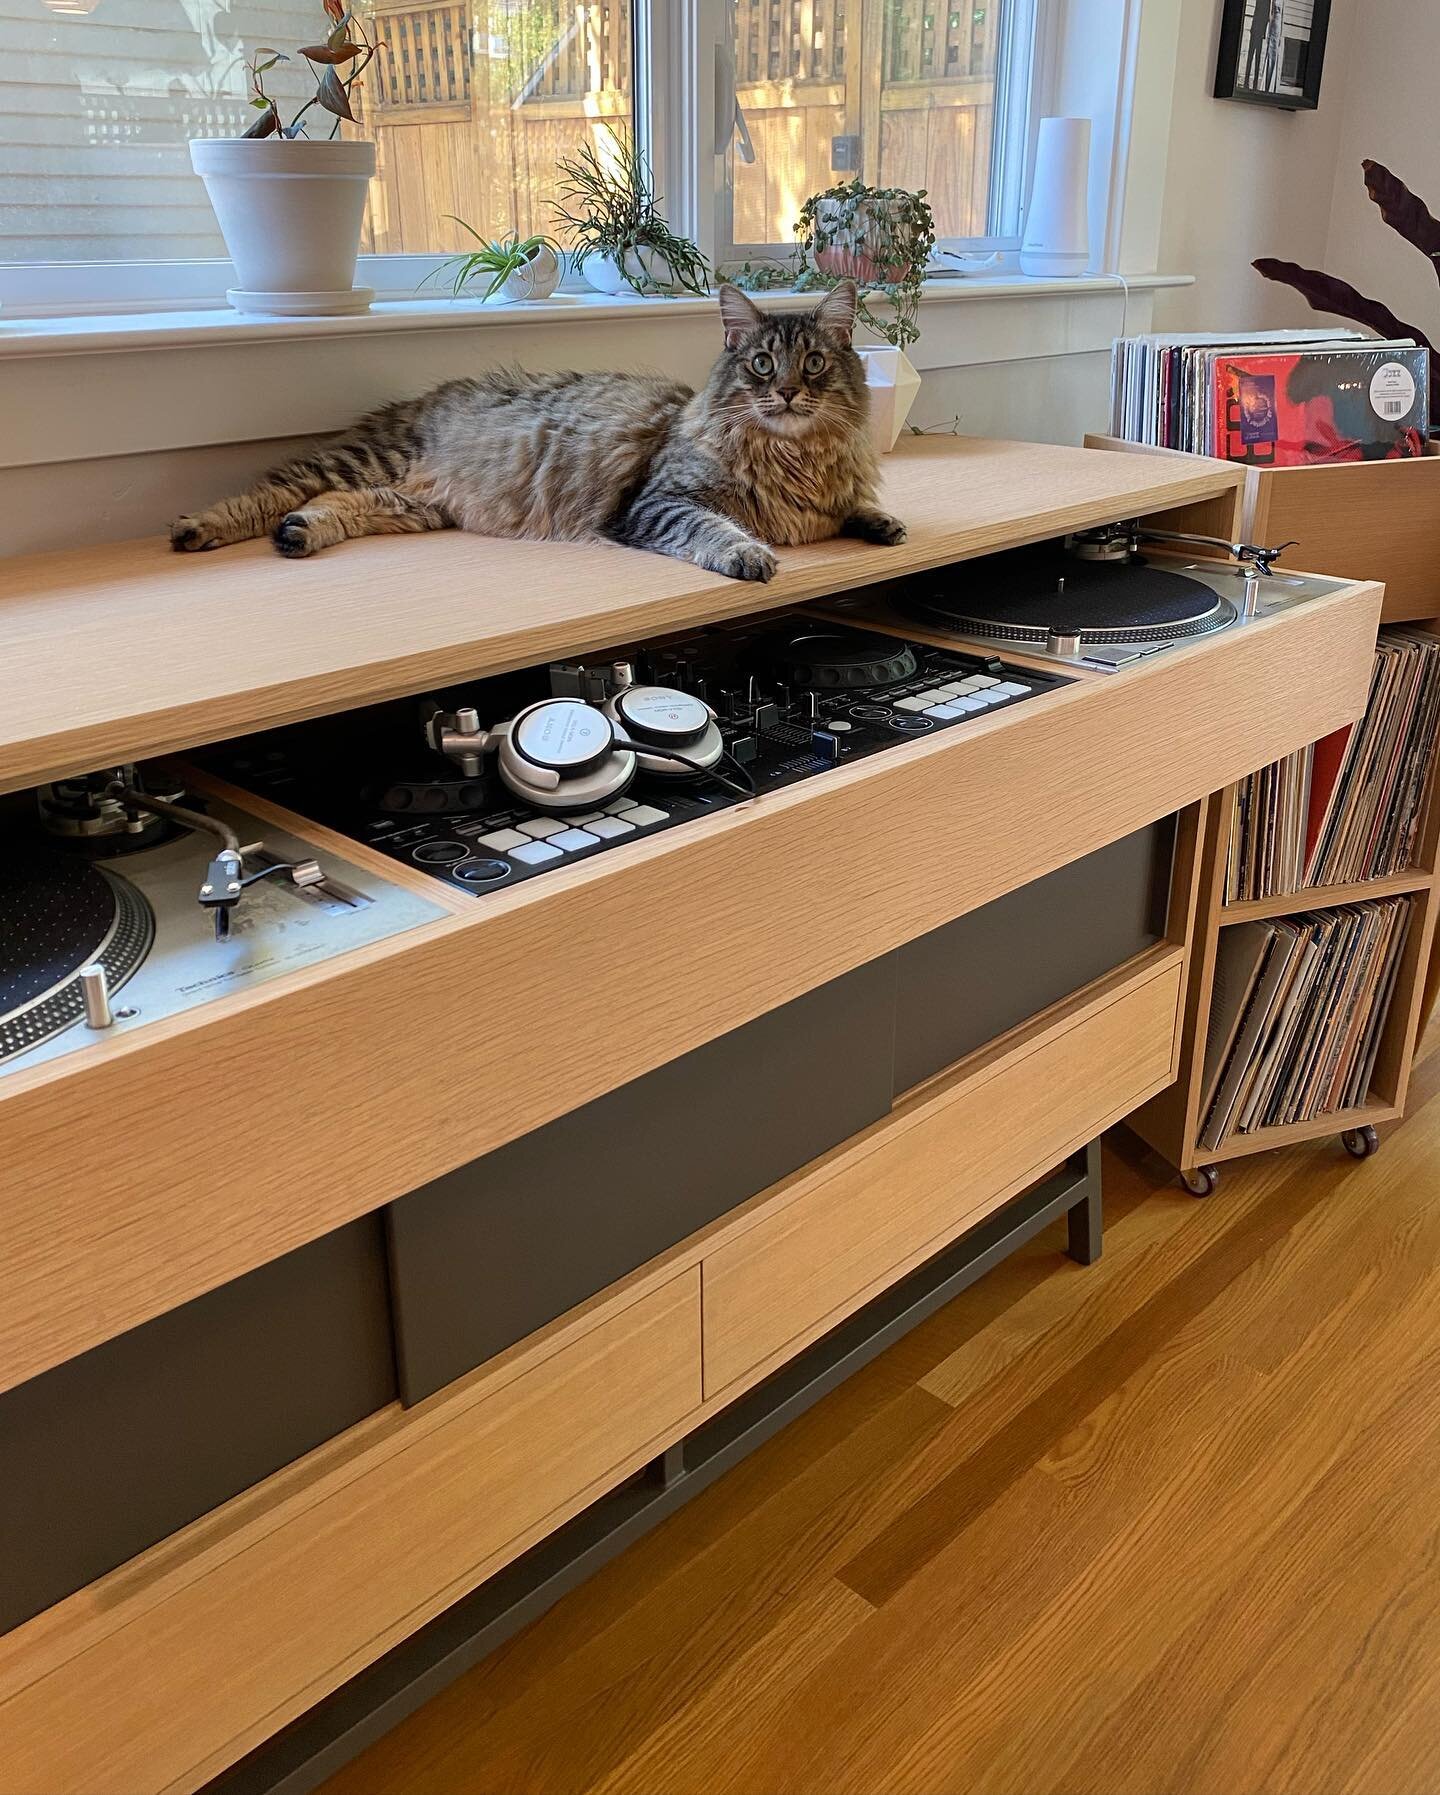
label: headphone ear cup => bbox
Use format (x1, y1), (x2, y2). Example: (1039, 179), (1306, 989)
(493, 701), (638, 812)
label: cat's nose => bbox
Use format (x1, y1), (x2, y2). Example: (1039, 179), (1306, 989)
(777, 386), (800, 405)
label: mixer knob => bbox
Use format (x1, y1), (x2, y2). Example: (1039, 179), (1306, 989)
(753, 701), (781, 734)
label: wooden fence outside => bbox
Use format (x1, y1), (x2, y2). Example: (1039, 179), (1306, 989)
(356, 0), (1001, 256)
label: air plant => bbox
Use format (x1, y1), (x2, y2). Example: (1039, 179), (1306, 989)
(1255, 159), (1440, 419)
(244, 0), (381, 140)
(550, 125), (711, 297)
(424, 225), (561, 301)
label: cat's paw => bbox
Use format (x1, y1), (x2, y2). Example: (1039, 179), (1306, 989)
(847, 511), (908, 546)
(273, 512), (321, 558)
(170, 514), (224, 552)
(711, 541), (777, 583)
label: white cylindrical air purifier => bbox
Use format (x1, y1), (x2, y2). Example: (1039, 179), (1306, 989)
(1020, 116), (1091, 279)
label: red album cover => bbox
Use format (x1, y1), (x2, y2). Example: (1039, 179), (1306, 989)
(1211, 347), (1429, 466)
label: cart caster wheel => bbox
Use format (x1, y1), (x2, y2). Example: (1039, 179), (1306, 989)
(1181, 1165), (1220, 1197)
(1342, 1125), (1379, 1160)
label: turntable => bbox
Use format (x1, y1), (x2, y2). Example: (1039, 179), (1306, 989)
(0, 788), (444, 1079)
(899, 523), (1344, 672)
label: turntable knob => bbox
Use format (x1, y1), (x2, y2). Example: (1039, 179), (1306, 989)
(1047, 629), (1082, 657)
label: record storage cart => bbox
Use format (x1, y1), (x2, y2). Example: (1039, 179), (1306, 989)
(1088, 438), (1440, 1193)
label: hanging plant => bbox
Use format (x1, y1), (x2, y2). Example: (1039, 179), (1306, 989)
(1255, 159), (1440, 418)
(795, 178), (936, 350)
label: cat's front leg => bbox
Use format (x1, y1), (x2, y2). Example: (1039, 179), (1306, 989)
(840, 508), (908, 546)
(619, 495), (778, 582)
(697, 534), (778, 583)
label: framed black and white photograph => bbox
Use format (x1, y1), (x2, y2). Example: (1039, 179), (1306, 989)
(1214, 0), (1332, 111)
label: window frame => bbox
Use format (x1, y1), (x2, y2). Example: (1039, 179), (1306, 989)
(0, 0), (1062, 319)
(712, 0), (1059, 268)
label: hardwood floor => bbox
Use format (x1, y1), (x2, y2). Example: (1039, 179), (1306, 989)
(320, 1047), (1440, 1795)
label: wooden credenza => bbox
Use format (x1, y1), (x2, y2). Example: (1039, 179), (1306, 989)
(0, 438), (1382, 1795)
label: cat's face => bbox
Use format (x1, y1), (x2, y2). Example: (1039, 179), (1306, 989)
(713, 282), (866, 440)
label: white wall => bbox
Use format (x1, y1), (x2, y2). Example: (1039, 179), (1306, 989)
(1152, 0), (1357, 331)
(1322, 0), (1440, 347)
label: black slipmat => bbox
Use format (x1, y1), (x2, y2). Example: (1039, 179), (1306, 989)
(907, 542), (1237, 643)
(0, 849), (153, 1061)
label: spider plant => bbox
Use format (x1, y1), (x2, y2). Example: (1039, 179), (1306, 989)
(551, 125), (711, 297)
(425, 223), (562, 301)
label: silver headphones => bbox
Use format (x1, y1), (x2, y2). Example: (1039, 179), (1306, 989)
(600, 663), (725, 778)
(424, 662), (728, 813)
(426, 696), (636, 812)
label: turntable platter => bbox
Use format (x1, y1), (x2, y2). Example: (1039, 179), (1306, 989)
(1, 850), (153, 1062)
(908, 543), (1237, 646)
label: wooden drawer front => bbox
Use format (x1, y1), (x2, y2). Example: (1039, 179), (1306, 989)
(0, 1273), (701, 1795)
(703, 963), (1180, 1397)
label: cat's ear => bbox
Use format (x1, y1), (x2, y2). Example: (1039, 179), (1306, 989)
(812, 279), (858, 344)
(718, 283), (764, 350)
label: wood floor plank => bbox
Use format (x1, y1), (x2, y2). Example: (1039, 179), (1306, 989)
(319, 1083), (1440, 1795)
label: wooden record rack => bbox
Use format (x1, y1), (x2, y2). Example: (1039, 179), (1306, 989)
(1088, 436), (1440, 1193)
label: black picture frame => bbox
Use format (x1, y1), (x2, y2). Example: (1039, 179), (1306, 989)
(1214, 0), (1331, 111)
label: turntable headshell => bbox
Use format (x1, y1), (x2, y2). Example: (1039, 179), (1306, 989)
(35, 764), (322, 941)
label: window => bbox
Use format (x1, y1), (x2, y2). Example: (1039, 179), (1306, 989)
(719, 0), (1042, 257)
(0, 0), (1046, 314)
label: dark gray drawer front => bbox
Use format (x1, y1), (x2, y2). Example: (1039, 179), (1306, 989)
(0, 1217), (395, 1636)
(893, 819), (1174, 1095)
(386, 957), (896, 1405)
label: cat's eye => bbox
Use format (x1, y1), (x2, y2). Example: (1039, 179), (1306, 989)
(803, 352), (827, 375)
(750, 352), (775, 376)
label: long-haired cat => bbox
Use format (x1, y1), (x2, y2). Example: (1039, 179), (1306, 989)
(170, 280), (906, 582)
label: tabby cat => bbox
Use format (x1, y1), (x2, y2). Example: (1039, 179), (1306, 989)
(170, 280), (906, 582)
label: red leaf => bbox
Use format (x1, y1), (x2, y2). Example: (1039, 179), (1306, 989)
(300, 41), (360, 62)
(1252, 258), (1432, 347)
(322, 0), (345, 19)
(1363, 159), (1440, 273)
(315, 64), (355, 121)
(242, 106), (279, 138)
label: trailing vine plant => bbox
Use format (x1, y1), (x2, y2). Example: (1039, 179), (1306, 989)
(794, 177), (936, 350)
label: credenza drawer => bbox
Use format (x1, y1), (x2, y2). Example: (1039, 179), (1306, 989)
(702, 961), (1181, 1397)
(0, 1272), (701, 1795)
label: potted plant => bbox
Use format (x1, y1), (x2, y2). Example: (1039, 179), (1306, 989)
(190, 2), (381, 316)
(552, 126), (710, 298)
(426, 225), (562, 302)
(797, 178), (935, 451)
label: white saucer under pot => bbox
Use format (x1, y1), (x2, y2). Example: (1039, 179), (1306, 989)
(191, 137), (377, 318)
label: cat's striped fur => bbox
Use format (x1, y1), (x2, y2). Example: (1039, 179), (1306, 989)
(170, 281), (906, 581)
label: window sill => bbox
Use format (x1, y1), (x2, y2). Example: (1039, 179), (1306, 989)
(0, 273), (1191, 358)
(0, 272), (1190, 481)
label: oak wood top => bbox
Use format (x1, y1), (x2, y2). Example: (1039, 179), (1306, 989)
(0, 435), (1241, 796)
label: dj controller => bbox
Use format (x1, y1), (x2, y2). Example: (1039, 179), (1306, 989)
(6, 523), (1344, 1076)
(203, 615), (1069, 898)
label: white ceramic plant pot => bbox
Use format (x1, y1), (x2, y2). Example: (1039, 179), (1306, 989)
(190, 137), (377, 316)
(583, 247), (678, 295)
(856, 346), (922, 453)
(500, 242), (560, 301)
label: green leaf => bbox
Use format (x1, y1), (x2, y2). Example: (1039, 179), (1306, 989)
(315, 65), (355, 121)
